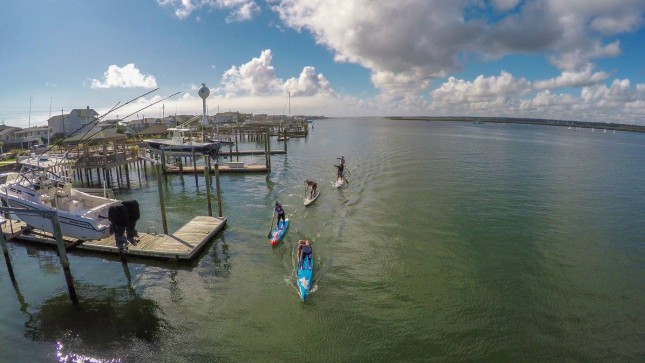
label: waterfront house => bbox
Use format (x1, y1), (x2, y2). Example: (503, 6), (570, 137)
(13, 126), (52, 149)
(0, 125), (21, 149)
(48, 107), (99, 137)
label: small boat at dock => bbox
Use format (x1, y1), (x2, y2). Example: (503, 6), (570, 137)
(0, 155), (121, 241)
(143, 128), (220, 157)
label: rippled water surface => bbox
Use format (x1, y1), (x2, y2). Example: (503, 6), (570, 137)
(1, 118), (644, 361)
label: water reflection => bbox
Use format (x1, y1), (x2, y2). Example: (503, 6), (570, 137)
(211, 239), (231, 279)
(56, 341), (121, 363)
(22, 280), (166, 357)
(24, 245), (60, 275)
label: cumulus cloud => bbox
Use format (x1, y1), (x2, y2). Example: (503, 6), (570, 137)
(533, 64), (610, 90)
(283, 66), (334, 96)
(216, 49), (336, 98)
(426, 71), (645, 123)
(90, 64), (157, 89)
(157, 0), (260, 21)
(431, 71), (531, 105)
(581, 79), (636, 104)
(218, 49), (283, 96)
(273, 0), (644, 93)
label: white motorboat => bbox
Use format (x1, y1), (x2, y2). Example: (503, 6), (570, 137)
(143, 128), (220, 157)
(0, 155), (121, 241)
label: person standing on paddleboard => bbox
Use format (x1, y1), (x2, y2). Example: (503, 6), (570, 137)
(275, 201), (286, 229)
(305, 180), (317, 198)
(297, 239), (312, 267)
(336, 156), (345, 179)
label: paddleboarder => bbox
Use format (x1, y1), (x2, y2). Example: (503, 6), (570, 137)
(305, 179), (317, 198)
(335, 156), (349, 183)
(274, 201), (286, 229)
(297, 239), (312, 267)
(336, 155), (345, 178)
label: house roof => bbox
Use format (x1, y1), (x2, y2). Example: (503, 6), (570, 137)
(72, 108), (99, 117)
(13, 126), (50, 135)
(0, 126), (20, 136)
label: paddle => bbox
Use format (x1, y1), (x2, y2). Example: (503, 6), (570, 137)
(267, 211), (276, 238)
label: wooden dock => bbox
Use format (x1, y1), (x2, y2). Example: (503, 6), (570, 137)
(166, 163), (269, 174)
(220, 149), (286, 156)
(1, 216), (226, 261)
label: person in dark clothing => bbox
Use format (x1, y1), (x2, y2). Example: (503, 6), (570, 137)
(305, 179), (317, 198)
(108, 204), (130, 252)
(336, 156), (347, 179)
(122, 200), (140, 246)
(297, 239), (312, 268)
(275, 201), (286, 229)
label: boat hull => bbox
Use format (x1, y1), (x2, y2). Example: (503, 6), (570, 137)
(143, 140), (220, 157)
(2, 195), (116, 241)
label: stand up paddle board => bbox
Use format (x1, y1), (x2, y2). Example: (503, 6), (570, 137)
(304, 190), (321, 206)
(269, 219), (289, 246)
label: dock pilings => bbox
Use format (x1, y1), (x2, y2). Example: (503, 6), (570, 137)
(0, 207), (78, 303)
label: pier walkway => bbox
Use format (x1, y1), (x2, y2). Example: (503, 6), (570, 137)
(1, 216), (226, 261)
(166, 163), (269, 174)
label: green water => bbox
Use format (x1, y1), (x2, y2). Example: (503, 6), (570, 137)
(1, 119), (643, 361)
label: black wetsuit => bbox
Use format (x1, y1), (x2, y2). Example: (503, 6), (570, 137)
(275, 204), (286, 228)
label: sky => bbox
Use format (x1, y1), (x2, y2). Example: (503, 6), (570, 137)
(1, 0), (644, 128)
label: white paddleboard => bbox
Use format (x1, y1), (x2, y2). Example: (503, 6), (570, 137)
(304, 189), (321, 206)
(332, 178), (344, 188)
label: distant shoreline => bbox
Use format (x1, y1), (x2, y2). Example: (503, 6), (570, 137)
(385, 116), (645, 133)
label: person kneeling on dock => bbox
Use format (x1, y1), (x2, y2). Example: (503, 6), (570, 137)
(305, 180), (317, 198)
(108, 200), (141, 253)
(122, 200), (140, 246)
(108, 204), (130, 253)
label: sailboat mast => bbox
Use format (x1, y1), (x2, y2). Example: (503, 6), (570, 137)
(48, 97), (52, 146)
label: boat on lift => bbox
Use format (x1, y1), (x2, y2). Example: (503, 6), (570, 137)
(143, 128), (220, 157)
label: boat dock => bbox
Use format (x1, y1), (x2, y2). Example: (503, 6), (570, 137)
(1, 216), (226, 261)
(166, 162), (269, 174)
(220, 149), (286, 156)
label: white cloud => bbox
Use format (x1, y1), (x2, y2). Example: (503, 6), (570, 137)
(491, 0), (521, 12)
(533, 64), (610, 90)
(283, 66), (334, 96)
(431, 71), (531, 105)
(581, 79), (636, 104)
(157, 0), (260, 21)
(90, 64), (158, 89)
(216, 49), (337, 99)
(272, 0), (644, 94)
(218, 49), (283, 96)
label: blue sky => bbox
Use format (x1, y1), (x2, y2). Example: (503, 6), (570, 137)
(1, 0), (644, 127)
